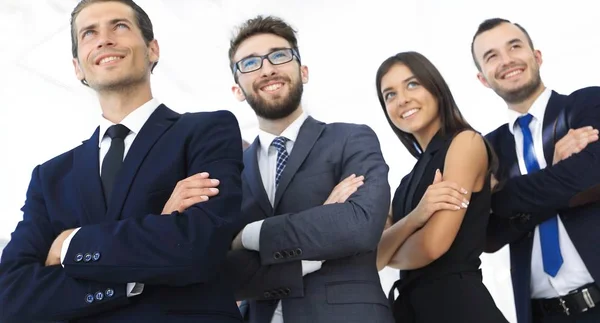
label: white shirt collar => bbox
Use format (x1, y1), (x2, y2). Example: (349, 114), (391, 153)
(98, 98), (161, 147)
(257, 111), (308, 154)
(507, 87), (552, 134)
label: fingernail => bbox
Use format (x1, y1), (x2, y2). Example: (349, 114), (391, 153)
(200, 172), (209, 177)
(209, 188), (219, 193)
(462, 202), (468, 208)
(461, 188), (468, 194)
(201, 195), (209, 200)
(455, 205), (461, 210)
(211, 179), (220, 185)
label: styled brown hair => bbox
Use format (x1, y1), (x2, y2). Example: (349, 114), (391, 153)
(70, 0), (157, 85)
(375, 51), (474, 158)
(228, 15), (300, 75)
(470, 18), (535, 71)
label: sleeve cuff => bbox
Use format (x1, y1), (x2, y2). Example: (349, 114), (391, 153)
(241, 220), (264, 251)
(301, 260), (323, 277)
(60, 227), (81, 267)
(127, 283), (144, 297)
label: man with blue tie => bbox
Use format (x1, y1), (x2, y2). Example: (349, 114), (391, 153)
(0, 1), (244, 322)
(471, 18), (600, 322)
(223, 15), (394, 323)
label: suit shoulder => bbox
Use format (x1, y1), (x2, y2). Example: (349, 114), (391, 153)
(324, 121), (376, 136)
(485, 124), (509, 140)
(566, 86), (600, 105)
(181, 109), (239, 124)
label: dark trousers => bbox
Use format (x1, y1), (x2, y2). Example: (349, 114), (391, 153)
(533, 305), (600, 323)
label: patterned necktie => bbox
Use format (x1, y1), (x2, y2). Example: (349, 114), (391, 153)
(271, 136), (289, 187)
(101, 124), (130, 203)
(518, 114), (563, 277)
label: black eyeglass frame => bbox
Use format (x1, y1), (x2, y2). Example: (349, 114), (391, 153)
(232, 48), (302, 75)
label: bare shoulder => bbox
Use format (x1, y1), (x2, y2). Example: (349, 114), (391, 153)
(446, 130), (488, 169)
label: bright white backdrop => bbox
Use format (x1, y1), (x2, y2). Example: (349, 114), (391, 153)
(2, 1), (600, 322)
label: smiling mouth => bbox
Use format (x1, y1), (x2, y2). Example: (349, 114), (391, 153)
(97, 56), (124, 65)
(260, 82), (284, 93)
(501, 68), (525, 79)
(402, 108), (420, 119)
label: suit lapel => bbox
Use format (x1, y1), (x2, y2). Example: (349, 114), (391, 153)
(542, 91), (567, 165)
(403, 133), (443, 215)
(243, 138), (273, 217)
(500, 128), (521, 179)
(273, 117), (324, 210)
(107, 105), (179, 221)
(74, 127), (108, 224)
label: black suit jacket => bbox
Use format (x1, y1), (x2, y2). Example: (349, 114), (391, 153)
(485, 87), (600, 323)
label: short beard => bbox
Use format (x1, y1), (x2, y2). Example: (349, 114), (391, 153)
(494, 69), (542, 104)
(244, 80), (303, 120)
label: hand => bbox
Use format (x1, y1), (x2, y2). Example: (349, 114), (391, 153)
(162, 172), (220, 214)
(408, 169), (469, 228)
(45, 228), (76, 266)
(231, 229), (244, 251)
(553, 126), (599, 165)
(323, 174), (364, 205)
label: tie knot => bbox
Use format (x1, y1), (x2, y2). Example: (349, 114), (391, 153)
(517, 113), (534, 129)
(271, 136), (289, 153)
(106, 124), (130, 140)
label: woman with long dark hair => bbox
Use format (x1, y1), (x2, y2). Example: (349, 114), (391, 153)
(375, 51), (507, 322)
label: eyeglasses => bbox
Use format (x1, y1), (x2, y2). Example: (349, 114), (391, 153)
(233, 48), (301, 74)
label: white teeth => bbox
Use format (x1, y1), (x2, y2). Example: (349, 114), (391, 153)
(99, 56), (122, 65)
(262, 83), (283, 91)
(504, 70), (523, 79)
(402, 108), (419, 119)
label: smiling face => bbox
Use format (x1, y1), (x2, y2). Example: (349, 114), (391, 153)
(71, 1), (159, 91)
(473, 22), (543, 104)
(231, 33), (308, 120)
(380, 63), (440, 138)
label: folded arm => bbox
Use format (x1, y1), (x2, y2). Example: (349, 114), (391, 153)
(257, 125), (390, 265)
(63, 112), (244, 286)
(388, 131), (489, 270)
(0, 166), (129, 322)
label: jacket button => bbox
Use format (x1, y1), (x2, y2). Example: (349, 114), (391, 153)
(105, 288), (114, 298)
(284, 288), (291, 295)
(83, 253), (92, 262)
(273, 252), (282, 260)
(85, 294), (94, 304)
(263, 291), (272, 298)
(95, 291), (104, 301)
(74, 253), (84, 262)
(295, 248), (302, 256)
(92, 252), (101, 261)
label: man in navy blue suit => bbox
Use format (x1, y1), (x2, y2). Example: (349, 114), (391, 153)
(0, 1), (244, 322)
(472, 18), (600, 323)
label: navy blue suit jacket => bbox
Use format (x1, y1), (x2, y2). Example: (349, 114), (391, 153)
(485, 87), (600, 323)
(0, 106), (244, 322)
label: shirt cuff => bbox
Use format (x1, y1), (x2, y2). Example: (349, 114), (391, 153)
(241, 220), (264, 251)
(127, 283), (144, 297)
(301, 260), (323, 276)
(60, 227), (81, 267)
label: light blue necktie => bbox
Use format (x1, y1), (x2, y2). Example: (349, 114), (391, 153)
(271, 136), (289, 187)
(518, 114), (563, 277)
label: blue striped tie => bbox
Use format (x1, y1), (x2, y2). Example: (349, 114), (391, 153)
(518, 114), (563, 277)
(271, 136), (289, 187)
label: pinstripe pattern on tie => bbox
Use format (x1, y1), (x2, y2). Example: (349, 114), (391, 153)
(271, 136), (289, 186)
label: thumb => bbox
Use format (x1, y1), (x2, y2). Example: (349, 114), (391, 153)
(433, 169), (442, 184)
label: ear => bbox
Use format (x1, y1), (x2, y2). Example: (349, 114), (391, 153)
(477, 72), (491, 89)
(231, 84), (246, 102)
(533, 49), (543, 66)
(300, 65), (309, 84)
(73, 58), (85, 82)
(148, 39), (160, 64)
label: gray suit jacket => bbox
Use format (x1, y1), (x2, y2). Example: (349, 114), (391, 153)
(225, 117), (394, 323)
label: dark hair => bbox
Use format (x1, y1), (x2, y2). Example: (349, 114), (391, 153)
(70, 0), (157, 86)
(228, 15), (300, 76)
(376, 51), (474, 158)
(471, 18), (534, 71)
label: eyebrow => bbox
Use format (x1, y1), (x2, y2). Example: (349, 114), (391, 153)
(78, 18), (133, 36)
(381, 75), (417, 93)
(482, 38), (523, 60)
(238, 47), (290, 62)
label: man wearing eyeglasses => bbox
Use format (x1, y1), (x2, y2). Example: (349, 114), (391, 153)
(220, 15), (394, 323)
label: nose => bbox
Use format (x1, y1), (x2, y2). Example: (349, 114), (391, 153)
(498, 51), (515, 66)
(396, 91), (409, 106)
(95, 30), (116, 49)
(260, 58), (277, 77)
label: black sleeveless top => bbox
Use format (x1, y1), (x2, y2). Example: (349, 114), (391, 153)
(391, 131), (491, 284)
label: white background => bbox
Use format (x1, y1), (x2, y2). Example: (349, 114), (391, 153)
(1, 1), (599, 321)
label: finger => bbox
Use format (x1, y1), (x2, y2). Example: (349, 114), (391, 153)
(180, 187), (219, 199)
(434, 194), (468, 208)
(181, 178), (220, 190)
(178, 195), (210, 212)
(433, 169), (442, 184)
(183, 172), (210, 182)
(335, 186), (358, 203)
(433, 181), (468, 195)
(434, 202), (462, 212)
(434, 187), (470, 205)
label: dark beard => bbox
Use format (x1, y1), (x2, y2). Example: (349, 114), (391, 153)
(244, 80), (303, 120)
(495, 70), (542, 104)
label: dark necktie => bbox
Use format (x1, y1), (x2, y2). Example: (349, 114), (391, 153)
(101, 124), (130, 203)
(271, 136), (289, 187)
(518, 114), (563, 277)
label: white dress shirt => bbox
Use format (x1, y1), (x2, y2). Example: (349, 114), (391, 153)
(60, 97), (161, 297)
(240, 111), (321, 323)
(507, 87), (594, 298)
